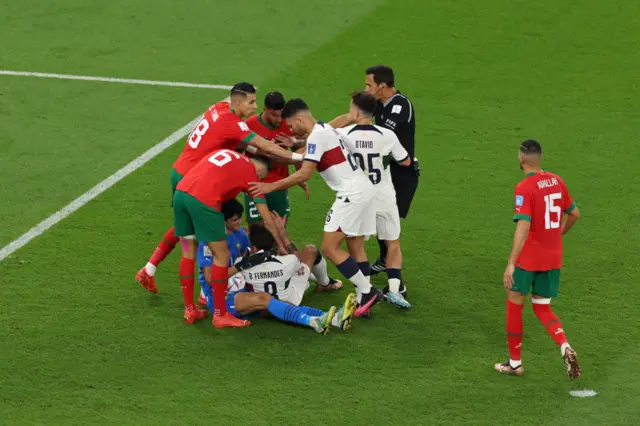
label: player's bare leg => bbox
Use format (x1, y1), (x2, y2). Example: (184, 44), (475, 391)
(382, 239), (410, 309)
(136, 227), (180, 293)
(494, 291), (525, 376)
(208, 241), (249, 328)
(532, 295), (580, 379)
(297, 245), (342, 293)
(178, 236), (207, 324)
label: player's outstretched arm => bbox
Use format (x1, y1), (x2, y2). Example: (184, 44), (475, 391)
(255, 203), (285, 251)
(562, 206), (580, 235)
(329, 113), (353, 129)
(504, 219), (531, 289)
(249, 161), (316, 198)
(250, 135), (303, 162)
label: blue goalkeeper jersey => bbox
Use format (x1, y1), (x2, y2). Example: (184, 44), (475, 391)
(197, 228), (251, 270)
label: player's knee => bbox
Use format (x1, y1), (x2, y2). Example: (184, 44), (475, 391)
(257, 293), (272, 309)
(303, 244), (318, 257)
(385, 239), (401, 252)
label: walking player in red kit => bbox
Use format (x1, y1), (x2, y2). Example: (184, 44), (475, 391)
(495, 139), (582, 379)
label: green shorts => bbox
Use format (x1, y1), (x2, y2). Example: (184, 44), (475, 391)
(245, 190), (290, 223)
(173, 190), (226, 242)
(170, 168), (184, 206)
(512, 267), (561, 298)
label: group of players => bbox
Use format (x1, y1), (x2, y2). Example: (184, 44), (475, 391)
(134, 64), (583, 379)
(135, 65), (419, 333)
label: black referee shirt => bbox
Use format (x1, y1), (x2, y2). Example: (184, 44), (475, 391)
(374, 91), (417, 181)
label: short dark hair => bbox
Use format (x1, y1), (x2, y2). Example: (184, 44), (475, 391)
(281, 98), (309, 119)
(251, 155), (272, 172)
(365, 65), (395, 88)
(520, 139), (542, 155)
(221, 198), (244, 220)
(351, 91), (378, 116)
(230, 82), (256, 97)
(248, 224), (275, 251)
(264, 92), (286, 110)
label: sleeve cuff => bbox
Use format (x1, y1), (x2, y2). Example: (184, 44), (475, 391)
(396, 154), (410, 163)
(513, 214), (531, 222)
(304, 158), (319, 163)
(253, 197), (267, 204)
(242, 132), (257, 144)
(564, 202), (576, 214)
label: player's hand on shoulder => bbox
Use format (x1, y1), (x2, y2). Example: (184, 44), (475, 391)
(248, 182), (272, 198)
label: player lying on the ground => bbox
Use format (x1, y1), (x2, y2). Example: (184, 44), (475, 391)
(136, 83), (303, 294)
(196, 199), (342, 305)
(337, 91), (412, 308)
(199, 219), (356, 333)
(495, 139), (581, 379)
(173, 150), (285, 328)
(249, 99), (411, 316)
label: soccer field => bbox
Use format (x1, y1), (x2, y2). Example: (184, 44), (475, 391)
(1, 1), (639, 424)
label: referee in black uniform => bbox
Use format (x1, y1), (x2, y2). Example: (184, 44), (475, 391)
(364, 65), (420, 296)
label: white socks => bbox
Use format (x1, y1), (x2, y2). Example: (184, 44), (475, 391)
(561, 343), (571, 357)
(509, 359), (522, 368)
(145, 262), (157, 276)
(311, 256), (330, 286)
(388, 278), (401, 293)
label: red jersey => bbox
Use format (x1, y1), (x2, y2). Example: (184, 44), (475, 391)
(176, 149), (266, 210)
(513, 171), (576, 271)
(245, 113), (292, 183)
(173, 102), (257, 176)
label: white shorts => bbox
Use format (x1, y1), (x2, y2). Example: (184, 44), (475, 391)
(279, 263), (311, 306)
(376, 205), (401, 241)
(324, 196), (376, 237)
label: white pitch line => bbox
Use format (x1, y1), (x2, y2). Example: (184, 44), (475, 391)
(0, 70), (233, 90)
(0, 96), (229, 262)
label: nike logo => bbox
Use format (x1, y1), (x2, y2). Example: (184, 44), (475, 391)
(555, 329), (564, 335)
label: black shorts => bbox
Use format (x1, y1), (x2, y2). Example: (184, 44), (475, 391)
(391, 168), (418, 219)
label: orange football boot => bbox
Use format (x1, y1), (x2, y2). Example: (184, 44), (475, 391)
(213, 312), (251, 328)
(184, 307), (208, 324)
(135, 268), (158, 294)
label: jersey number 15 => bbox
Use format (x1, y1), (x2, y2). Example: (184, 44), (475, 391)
(544, 193), (562, 230)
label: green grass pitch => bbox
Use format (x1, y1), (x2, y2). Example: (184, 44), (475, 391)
(1, 0), (639, 424)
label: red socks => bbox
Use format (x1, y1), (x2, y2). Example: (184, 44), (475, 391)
(210, 264), (229, 316)
(149, 227), (180, 267)
(179, 257), (196, 310)
(532, 301), (568, 346)
(506, 300), (524, 361)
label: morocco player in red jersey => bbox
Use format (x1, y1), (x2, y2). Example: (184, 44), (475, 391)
(173, 149), (284, 328)
(244, 92), (304, 226)
(136, 83), (303, 295)
(495, 140), (581, 379)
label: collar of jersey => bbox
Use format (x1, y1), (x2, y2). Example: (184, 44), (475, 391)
(258, 113), (276, 130)
(525, 170), (543, 177)
(383, 92), (401, 107)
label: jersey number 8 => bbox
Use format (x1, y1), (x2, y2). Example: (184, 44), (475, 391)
(188, 117), (210, 148)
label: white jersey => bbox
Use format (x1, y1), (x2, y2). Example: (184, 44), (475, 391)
(338, 124), (409, 202)
(237, 253), (310, 304)
(304, 122), (374, 200)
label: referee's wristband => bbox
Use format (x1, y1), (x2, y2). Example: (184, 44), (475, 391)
(292, 152), (304, 161)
